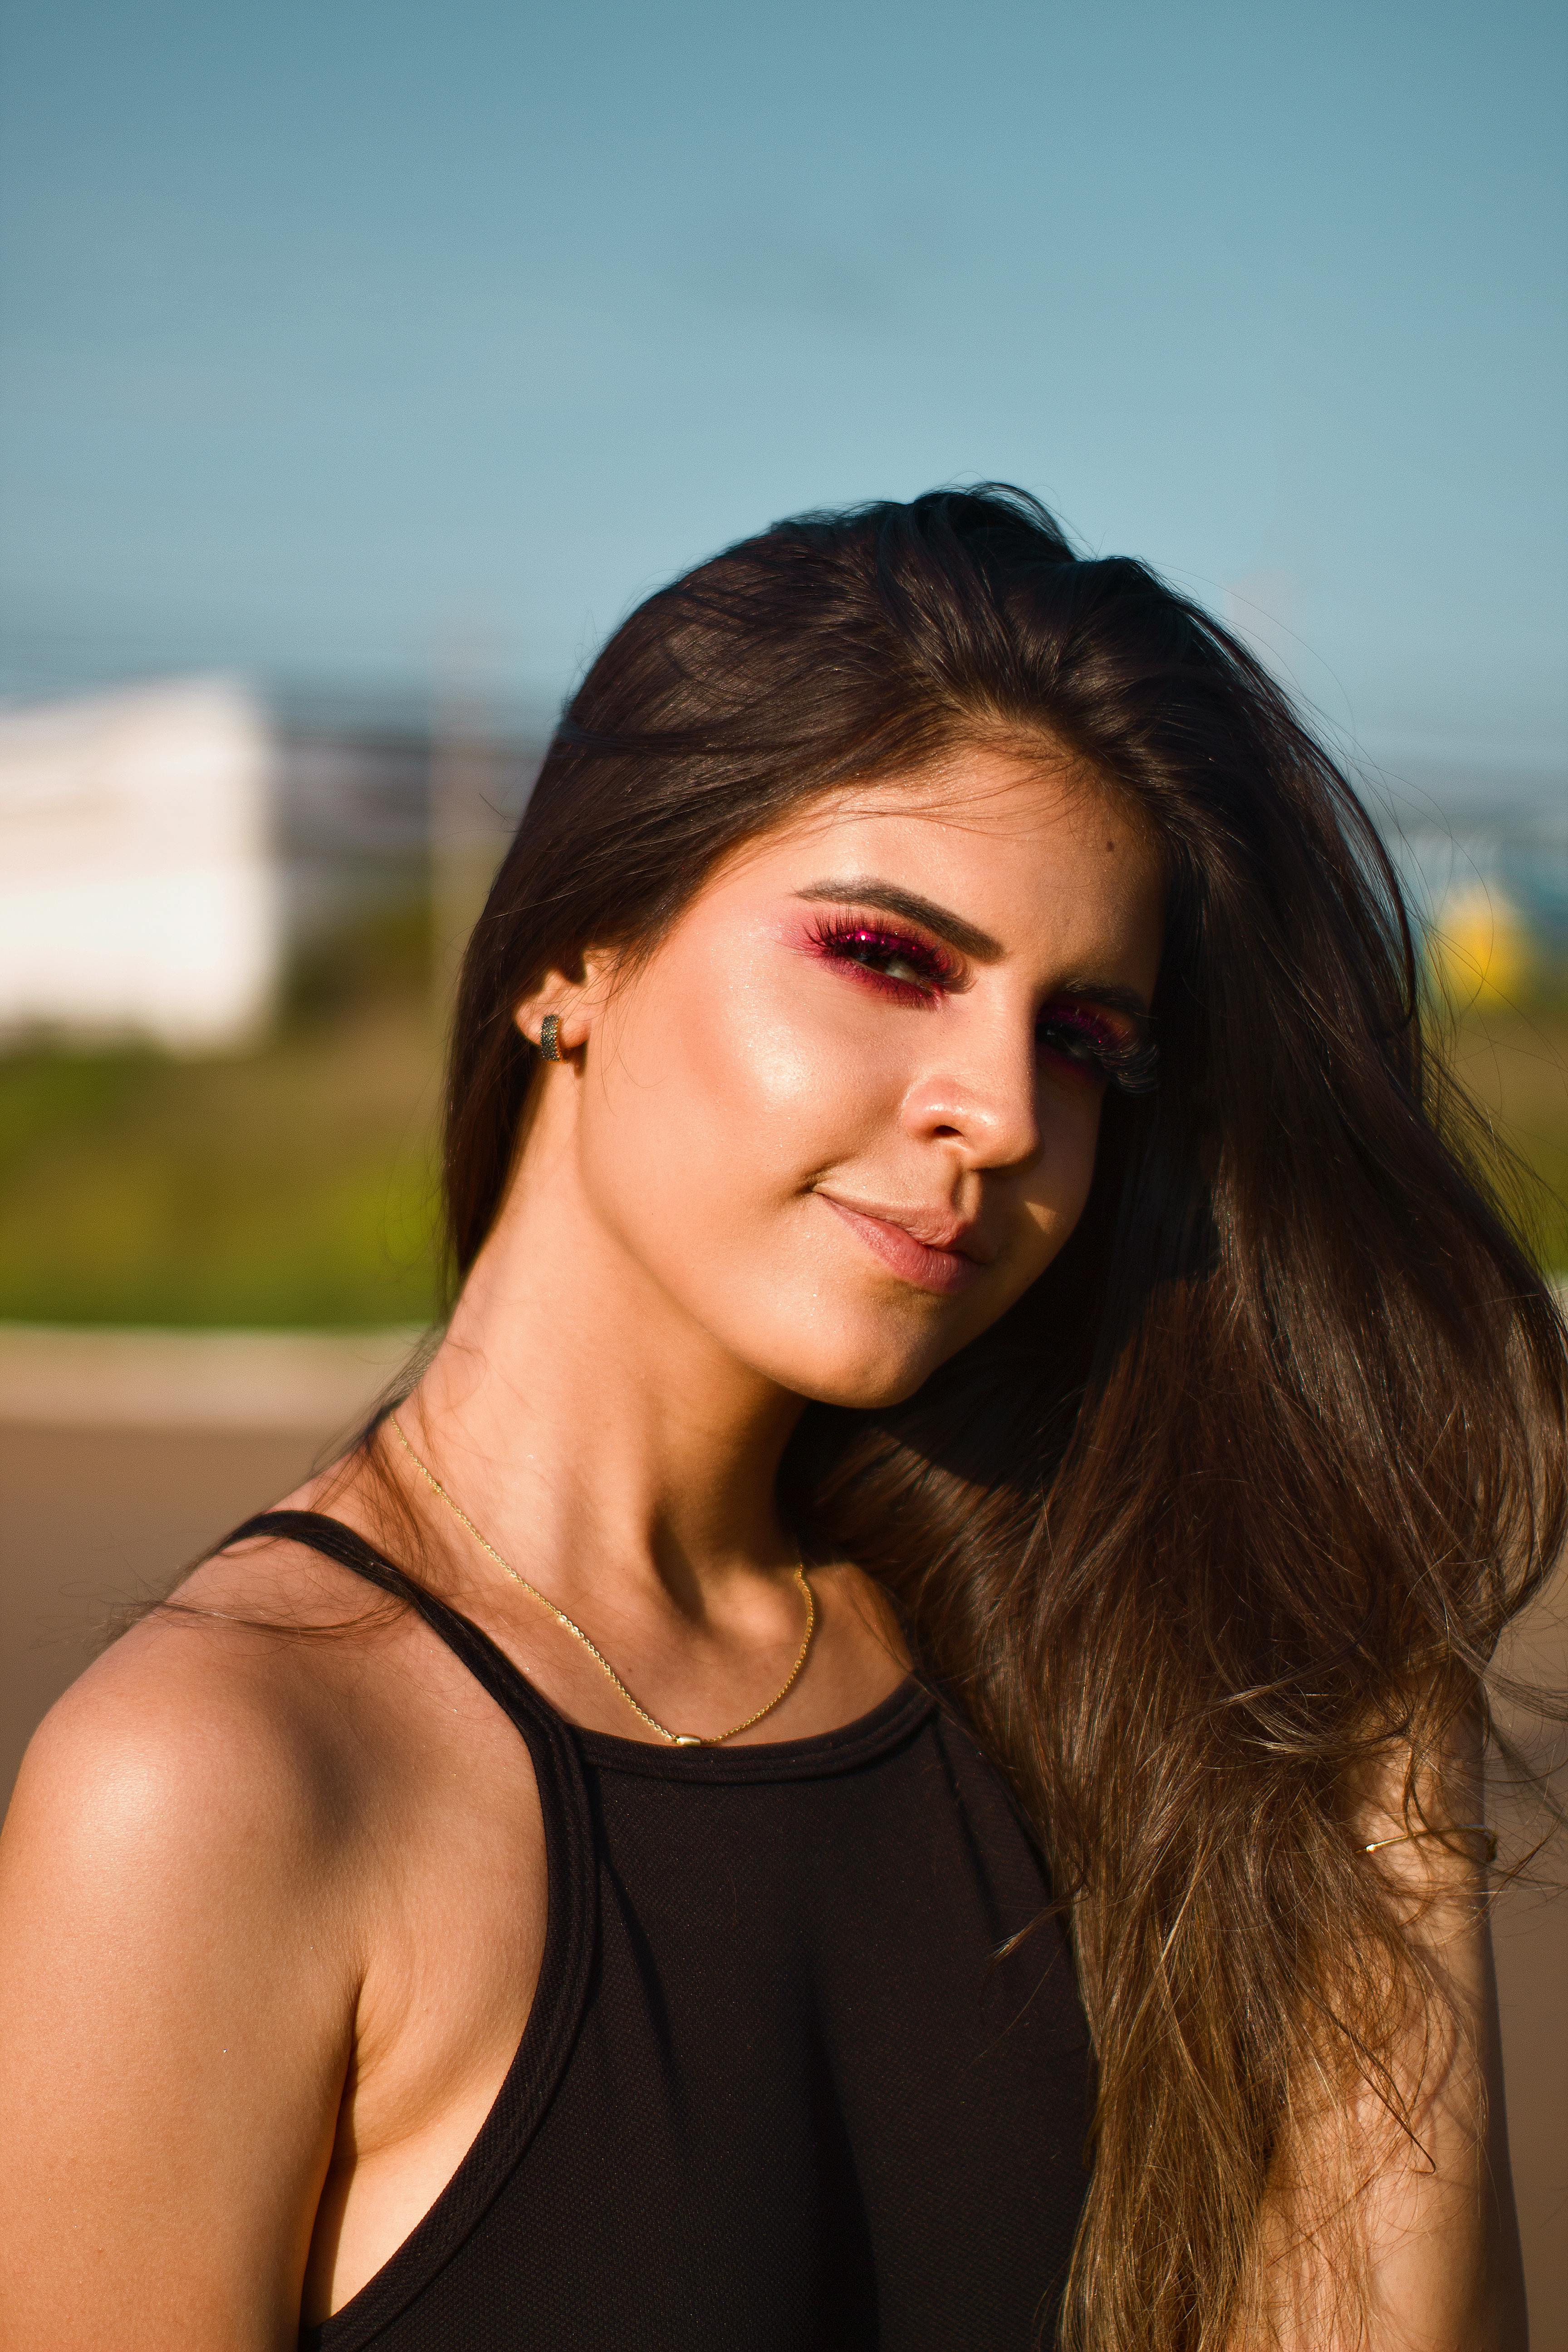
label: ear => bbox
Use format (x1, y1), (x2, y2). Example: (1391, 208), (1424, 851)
(513, 948), (617, 1057)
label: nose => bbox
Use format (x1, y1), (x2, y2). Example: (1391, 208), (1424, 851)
(899, 1016), (1043, 1173)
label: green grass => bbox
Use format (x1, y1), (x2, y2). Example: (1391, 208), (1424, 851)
(0, 935), (445, 1327)
(2, 942), (1566, 1331)
(1447, 995), (1568, 1274)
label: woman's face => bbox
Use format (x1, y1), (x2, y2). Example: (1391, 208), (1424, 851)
(539, 745), (1164, 1408)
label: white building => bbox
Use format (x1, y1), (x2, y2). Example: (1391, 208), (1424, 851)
(0, 678), (282, 1052)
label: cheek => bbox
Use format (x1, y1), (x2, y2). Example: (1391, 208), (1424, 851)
(581, 944), (885, 1235)
(1016, 1091), (1105, 1269)
(684, 940), (915, 1142)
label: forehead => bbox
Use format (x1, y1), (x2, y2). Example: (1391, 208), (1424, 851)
(706, 744), (1164, 968)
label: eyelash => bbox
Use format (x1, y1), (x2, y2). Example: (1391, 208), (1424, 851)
(808, 916), (960, 1000)
(1038, 1004), (1160, 1096)
(807, 914), (1159, 1097)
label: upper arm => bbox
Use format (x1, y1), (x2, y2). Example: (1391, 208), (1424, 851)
(0, 1628), (363, 2350)
(1241, 1725), (1525, 2352)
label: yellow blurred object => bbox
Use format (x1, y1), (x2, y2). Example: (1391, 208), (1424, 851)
(1428, 880), (1534, 1006)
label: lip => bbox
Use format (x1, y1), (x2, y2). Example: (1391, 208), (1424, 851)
(815, 1193), (992, 1298)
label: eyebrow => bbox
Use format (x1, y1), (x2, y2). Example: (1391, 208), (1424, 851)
(793, 875), (1152, 1020)
(794, 877), (1005, 963)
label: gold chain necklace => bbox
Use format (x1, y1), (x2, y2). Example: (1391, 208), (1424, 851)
(387, 1415), (816, 1747)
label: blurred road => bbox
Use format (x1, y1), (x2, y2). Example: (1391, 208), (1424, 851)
(2, 1384), (1564, 2336)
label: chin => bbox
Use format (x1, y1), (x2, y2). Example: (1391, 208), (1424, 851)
(759, 1320), (956, 1413)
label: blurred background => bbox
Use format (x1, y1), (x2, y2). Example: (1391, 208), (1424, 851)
(2, 0), (1566, 2326)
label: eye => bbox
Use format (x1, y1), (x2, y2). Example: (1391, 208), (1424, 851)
(1037, 1003), (1159, 1095)
(808, 916), (959, 1003)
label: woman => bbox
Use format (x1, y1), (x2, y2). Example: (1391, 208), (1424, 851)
(0, 488), (1558, 2351)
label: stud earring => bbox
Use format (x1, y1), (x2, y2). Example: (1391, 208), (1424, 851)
(539, 1012), (564, 1062)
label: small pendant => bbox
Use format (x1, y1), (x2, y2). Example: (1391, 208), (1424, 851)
(672, 1734), (703, 1746)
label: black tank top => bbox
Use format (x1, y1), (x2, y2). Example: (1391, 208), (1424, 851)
(229, 1511), (1093, 2352)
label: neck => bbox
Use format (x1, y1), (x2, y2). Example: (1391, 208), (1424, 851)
(405, 1130), (807, 1617)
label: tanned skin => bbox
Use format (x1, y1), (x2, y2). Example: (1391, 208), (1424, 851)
(0, 750), (1519, 2347)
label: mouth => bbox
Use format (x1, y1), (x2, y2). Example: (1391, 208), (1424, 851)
(814, 1192), (992, 1298)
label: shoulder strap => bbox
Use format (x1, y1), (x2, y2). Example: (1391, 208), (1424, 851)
(218, 1508), (568, 1751)
(220, 1509), (599, 2348)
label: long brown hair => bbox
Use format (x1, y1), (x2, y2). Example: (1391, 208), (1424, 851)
(445, 486), (1568, 2348)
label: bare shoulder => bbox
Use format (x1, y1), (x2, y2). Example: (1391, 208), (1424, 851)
(3, 1505), (549, 2024)
(0, 1537), (372, 2034)
(0, 1526), (415, 2343)
(5, 1527), (407, 1888)
(0, 1505), (551, 2343)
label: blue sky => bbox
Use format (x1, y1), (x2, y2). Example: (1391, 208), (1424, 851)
(2, 0), (1564, 783)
